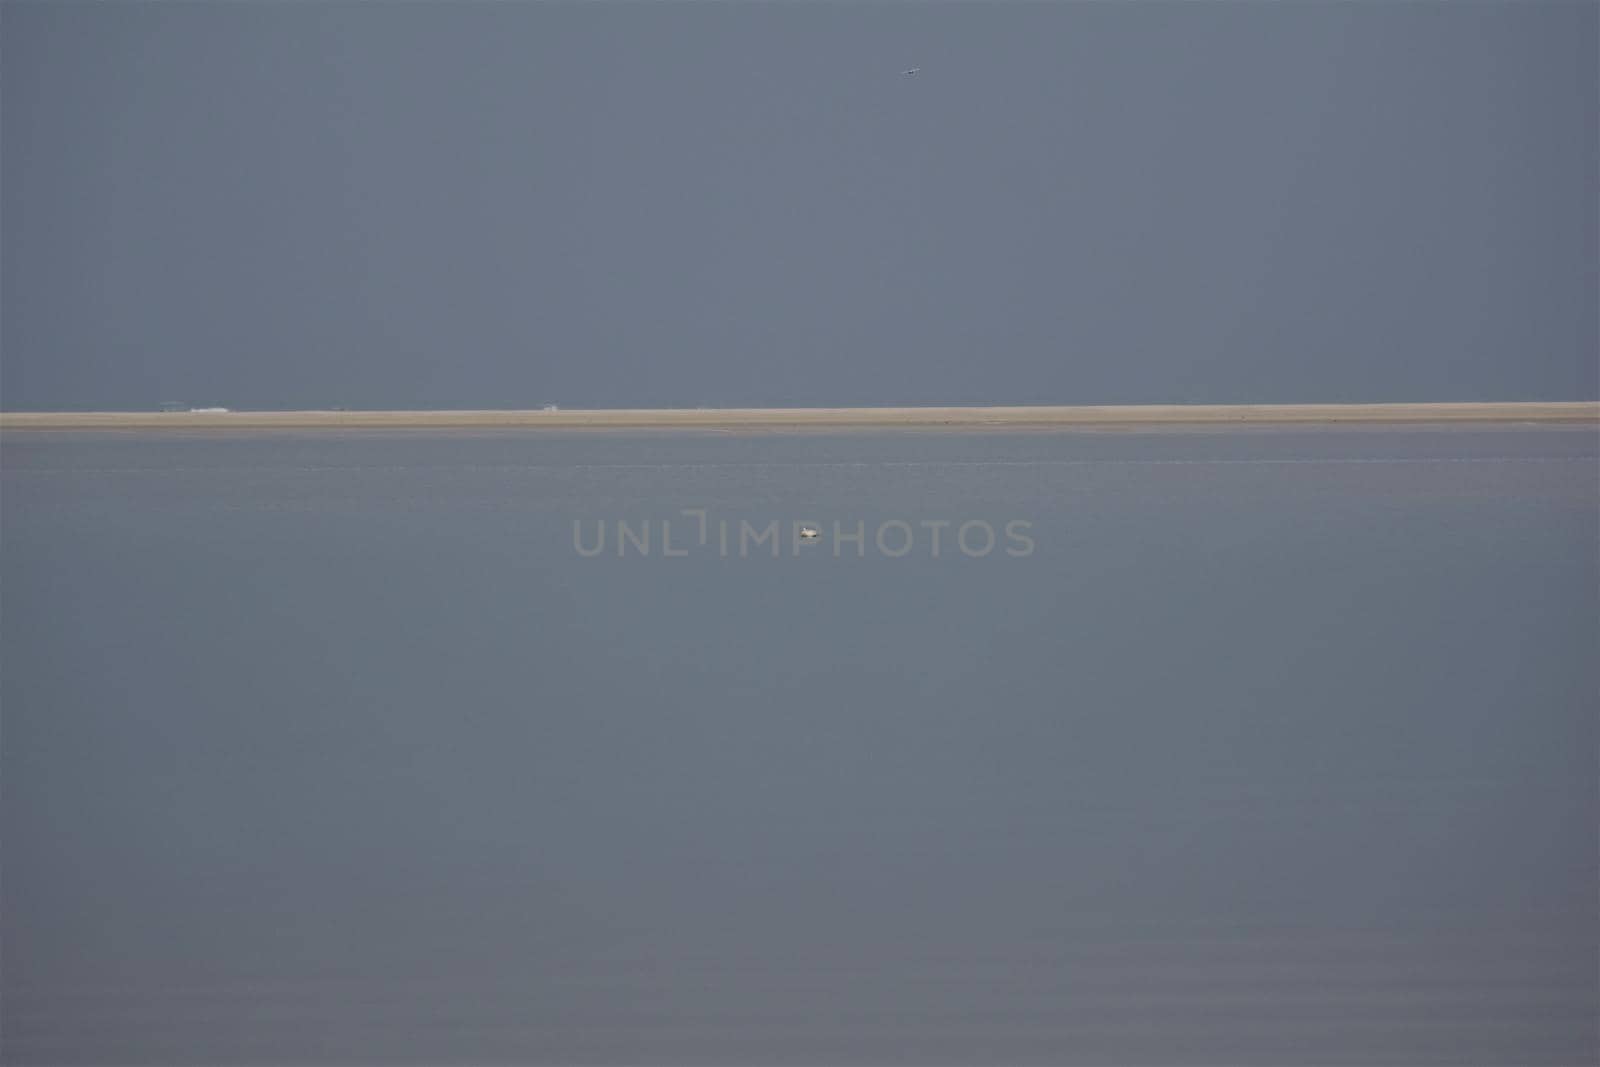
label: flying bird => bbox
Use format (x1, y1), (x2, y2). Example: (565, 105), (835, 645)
(902, 67), (921, 75)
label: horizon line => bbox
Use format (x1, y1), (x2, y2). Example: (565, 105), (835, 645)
(3, 402), (1598, 431)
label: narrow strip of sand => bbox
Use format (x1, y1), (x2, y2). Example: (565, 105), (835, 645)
(2, 403), (1596, 431)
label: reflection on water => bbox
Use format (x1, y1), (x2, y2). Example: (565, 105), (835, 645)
(3, 426), (1596, 1065)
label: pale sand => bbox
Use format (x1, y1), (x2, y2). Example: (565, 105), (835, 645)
(1, 402), (1596, 431)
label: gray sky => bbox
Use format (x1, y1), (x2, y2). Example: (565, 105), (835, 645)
(3, 0), (1595, 410)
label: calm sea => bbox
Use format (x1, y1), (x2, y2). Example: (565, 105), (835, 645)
(3, 425), (1596, 1065)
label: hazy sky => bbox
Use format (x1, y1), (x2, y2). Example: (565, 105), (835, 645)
(3, 1), (1595, 410)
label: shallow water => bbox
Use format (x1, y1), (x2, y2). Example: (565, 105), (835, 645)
(3, 425), (1596, 1065)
